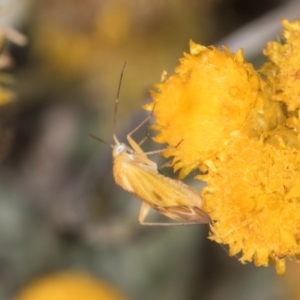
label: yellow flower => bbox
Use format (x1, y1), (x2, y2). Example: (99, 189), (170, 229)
(146, 41), (261, 178)
(147, 30), (300, 275)
(202, 134), (300, 275)
(263, 19), (300, 111)
(14, 271), (127, 300)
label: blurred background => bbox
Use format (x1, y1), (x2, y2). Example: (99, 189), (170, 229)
(0, 0), (299, 299)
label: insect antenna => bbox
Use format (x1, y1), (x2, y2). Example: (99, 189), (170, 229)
(113, 61), (127, 145)
(90, 134), (113, 149)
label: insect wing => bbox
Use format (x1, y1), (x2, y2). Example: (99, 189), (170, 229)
(114, 159), (211, 224)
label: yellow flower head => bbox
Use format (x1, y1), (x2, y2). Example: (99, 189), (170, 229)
(147, 29), (300, 275)
(147, 41), (282, 178)
(264, 19), (300, 111)
(14, 271), (127, 300)
(202, 134), (300, 275)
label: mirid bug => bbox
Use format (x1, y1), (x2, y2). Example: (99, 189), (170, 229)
(91, 63), (211, 225)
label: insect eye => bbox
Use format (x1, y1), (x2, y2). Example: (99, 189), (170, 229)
(116, 145), (125, 154)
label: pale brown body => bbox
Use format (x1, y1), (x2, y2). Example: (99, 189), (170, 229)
(112, 141), (211, 225)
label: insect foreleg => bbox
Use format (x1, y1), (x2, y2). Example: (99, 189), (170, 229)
(138, 131), (149, 146)
(127, 114), (152, 154)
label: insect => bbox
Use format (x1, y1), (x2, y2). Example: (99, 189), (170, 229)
(91, 63), (211, 225)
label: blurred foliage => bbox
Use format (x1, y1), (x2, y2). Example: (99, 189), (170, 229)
(0, 0), (297, 299)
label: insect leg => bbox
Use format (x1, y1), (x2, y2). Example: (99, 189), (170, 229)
(127, 114), (152, 154)
(138, 202), (152, 224)
(138, 128), (150, 146)
(142, 139), (183, 156)
(140, 220), (200, 226)
(157, 160), (173, 170)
